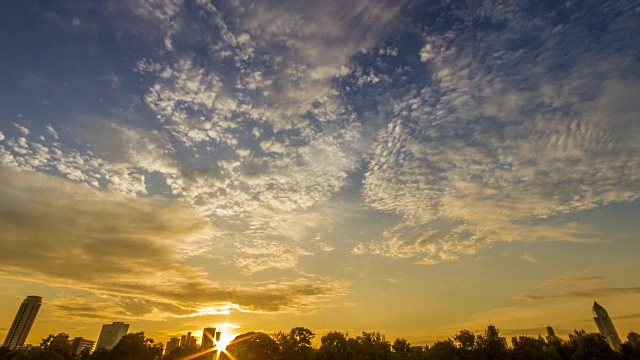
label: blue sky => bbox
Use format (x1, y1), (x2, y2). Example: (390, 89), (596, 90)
(0, 0), (638, 345)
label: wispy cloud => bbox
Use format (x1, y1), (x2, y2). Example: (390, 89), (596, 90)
(540, 276), (610, 287)
(520, 287), (640, 301)
(521, 253), (538, 264)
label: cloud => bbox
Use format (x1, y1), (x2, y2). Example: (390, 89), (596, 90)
(0, 169), (347, 318)
(3, 1), (637, 274)
(355, 2), (640, 264)
(520, 287), (640, 301)
(521, 252), (538, 264)
(119, 1), (398, 271)
(613, 313), (640, 320)
(540, 276), (609, 287)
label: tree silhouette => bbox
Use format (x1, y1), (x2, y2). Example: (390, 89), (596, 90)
(221, 332), (280, 360)
(107, 332), (163, 360)
(318, 332), (352, 360)
(274, 327), (316, 360)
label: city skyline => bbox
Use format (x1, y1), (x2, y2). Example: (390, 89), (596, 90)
(0, 296), (636, 350)
(0, 0), (639, 348)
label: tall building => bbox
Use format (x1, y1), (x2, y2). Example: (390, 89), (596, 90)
(546, 325), (559, 343)
(593, 301), (622, 351)
(165, 338), (180, 355)
(202, 327), (217, 349)
(95, 322), (129, 350)
(68, 337), (95, 355)
(2, 296), (42, 350)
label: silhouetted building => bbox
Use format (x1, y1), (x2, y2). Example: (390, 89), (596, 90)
(202, 327), (217, 349)
(593, 301), (622, 351)
(165, 338), (180, 355)
(2, 296), (42, 350)
(95, 322), (129, 350)
(546, 325), (559, 343)
(180, 331), (196, 348)
(68, 337), (95, 355)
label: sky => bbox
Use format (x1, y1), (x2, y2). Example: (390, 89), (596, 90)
(0, 0), (639, 347)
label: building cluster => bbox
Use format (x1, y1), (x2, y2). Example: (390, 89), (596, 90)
(0, 295), (634, 354)
(165, 327), (222, 354)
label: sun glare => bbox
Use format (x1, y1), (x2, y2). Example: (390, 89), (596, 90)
(216, 331), (235, 352)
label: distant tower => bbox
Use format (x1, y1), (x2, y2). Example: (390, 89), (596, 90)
(546, 325), (559, 343)
(2, 296), (42, 350)
(95, 322), (130, 350)
(593, 301), (622, 351)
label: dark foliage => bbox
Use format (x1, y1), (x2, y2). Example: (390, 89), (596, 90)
(1, 327), (636, 360)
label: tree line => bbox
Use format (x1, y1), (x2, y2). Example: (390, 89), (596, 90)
(1, 326), (640, 360)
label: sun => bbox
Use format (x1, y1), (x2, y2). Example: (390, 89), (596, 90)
(216, 331), (234, 352)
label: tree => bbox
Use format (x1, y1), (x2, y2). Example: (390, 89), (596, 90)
(106, 332), (163, 360)
(392, 338), (412, 355)
(453, 330), (476, 351)
(163, 345), (206, 360)
(567, 330), (618, 360)
(274, 327), (316, 360)
(510, 336), (547, 360)
(425, 339), (457, 360)
(6, 333), (75, 360)
(222, 332), (279, 360)
(318, 332), (352, 360)
(352, 332), (393, 360)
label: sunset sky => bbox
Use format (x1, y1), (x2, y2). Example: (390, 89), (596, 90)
(1, 0), (639, 347)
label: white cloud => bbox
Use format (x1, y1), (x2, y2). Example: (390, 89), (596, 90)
(356, 3), (640, 264)
(14, 123), (29, 135)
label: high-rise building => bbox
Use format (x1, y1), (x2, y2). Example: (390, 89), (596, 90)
(593, 301), (622, 351)
(165, 338), (180, 355)
(2, 296), (42, 350)
(546, 325), (559, 343)
(68, 337), (95, 355)
(95, 322), (129, 350)
(202, 327), (217, 349)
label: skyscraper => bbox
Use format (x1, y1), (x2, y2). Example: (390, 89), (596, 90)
(593, 301), (622, 351)
(95, 322), (129, 350)
(202, 327), (217, 349)
(2, 296), (42, 350)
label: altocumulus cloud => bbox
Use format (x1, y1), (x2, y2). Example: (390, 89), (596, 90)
(355, 1), (640, 264)
(0, 169), (347, 319)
